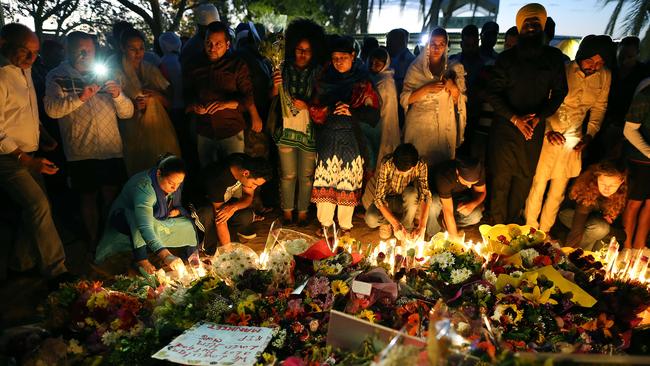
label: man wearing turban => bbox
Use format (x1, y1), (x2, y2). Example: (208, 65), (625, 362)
(486, 3), (568, 224)
(525, 35), (612, 234)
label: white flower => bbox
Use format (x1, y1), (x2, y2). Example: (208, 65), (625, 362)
(101, 330), (123, 346)
(476, 284), (490, 295)
(519, 248), (540, 266)
(483, 270), (498, 285)
(431, 252), (455, 269)
(457, 321), (470, 334)
(510, 271), (524, 278)
(450, 268), (473, 284)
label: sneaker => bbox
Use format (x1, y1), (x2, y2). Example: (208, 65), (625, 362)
(237, 232), (257, 241)
(379, 224), (392, 240)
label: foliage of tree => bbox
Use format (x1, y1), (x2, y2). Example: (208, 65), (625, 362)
(14, 0), (81, 37)
(603, 0), (650, 57)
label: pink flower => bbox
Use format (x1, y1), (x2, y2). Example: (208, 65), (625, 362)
(282, 356), (305, 366)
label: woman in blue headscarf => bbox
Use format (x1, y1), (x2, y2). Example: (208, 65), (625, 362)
(95, 155), (199, 273)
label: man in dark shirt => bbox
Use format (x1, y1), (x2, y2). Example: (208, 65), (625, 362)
(594, 36), (650, 161)
(486, 3), (568, 224)
(184, 21), (263, 167)
(198, 153), (272, 250)
(479, 21), (499, 64)
(430, 157), (486, 239)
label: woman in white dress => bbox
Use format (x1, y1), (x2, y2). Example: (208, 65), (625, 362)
(401, 27), (466, 167)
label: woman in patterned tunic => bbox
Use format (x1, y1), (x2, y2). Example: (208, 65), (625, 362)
(271, 19), (325, 227)
(309, 36), (380, 236)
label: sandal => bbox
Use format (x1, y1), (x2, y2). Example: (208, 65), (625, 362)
(252, 213), (265, 223)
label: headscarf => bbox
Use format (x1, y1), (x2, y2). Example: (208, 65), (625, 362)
(316, 58), (370, 107)
(148, 168), (186, 219)
(516, 3), (547, 32)
(159, 32), (181, 55)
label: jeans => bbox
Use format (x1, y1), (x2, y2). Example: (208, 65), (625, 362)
(428, 193), (483, 235)
(197, 131), (245, 168)
(558, 208), (610, 251)
(198, 204), (254, 251)
(365, 186), (419, 230)
(278, 145), (316, 213)
(0, 155), (67, 277)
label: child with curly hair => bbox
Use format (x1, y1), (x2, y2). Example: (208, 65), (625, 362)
(558, 160), (627, 250)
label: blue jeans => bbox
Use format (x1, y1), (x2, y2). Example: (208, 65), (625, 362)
(0, 155), (67, 277)
(197, 132), (245, 168)
(428, 193), (483, 235)
(278, 145), (316, 212)
(558, 208), (610, 251)
(365, 186), (419, 230)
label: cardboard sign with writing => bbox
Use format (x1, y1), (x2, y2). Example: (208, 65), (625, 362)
(326, 310), (425, 351)
(152, 321), (273, 366)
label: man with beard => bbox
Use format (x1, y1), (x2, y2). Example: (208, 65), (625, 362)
(525, 35), (612, 233)
(486, 3), (568, 224)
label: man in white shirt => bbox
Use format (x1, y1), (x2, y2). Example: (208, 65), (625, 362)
(44, 31), (134, 248)
(0, 23), (70, 284)
(525, 35), (612, 233)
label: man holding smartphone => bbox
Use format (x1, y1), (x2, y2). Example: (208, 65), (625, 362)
(44, 31), (134, 250)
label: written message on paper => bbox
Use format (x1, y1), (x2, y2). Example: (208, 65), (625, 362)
(152, 322), (273, 366)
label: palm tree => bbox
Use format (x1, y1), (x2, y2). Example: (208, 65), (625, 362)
(400, 0), (488, 33)
(603, 0), (650, 57)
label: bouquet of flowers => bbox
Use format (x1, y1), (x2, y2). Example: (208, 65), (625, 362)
(213, 244), (259, 283)
(427, 250), (482, 286)
(260, 32), (294, 119)
(479, 224), (546, 256)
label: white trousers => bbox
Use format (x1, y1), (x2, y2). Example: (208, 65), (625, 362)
(316, 202), (354, 230)
(525, 173), (570, 232)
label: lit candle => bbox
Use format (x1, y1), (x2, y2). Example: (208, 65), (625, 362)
(629, 255), (649, 281)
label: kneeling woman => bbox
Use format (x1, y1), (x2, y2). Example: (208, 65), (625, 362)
(95, 155), (199, 273)
(559, 160), (627, 251)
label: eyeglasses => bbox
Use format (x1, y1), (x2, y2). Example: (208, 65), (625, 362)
(296, 47), (312, 55)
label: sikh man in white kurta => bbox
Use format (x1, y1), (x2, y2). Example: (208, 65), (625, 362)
(525, 35), (612, 232)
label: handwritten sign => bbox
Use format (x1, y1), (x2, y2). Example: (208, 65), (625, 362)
(152, 322), (273, 366)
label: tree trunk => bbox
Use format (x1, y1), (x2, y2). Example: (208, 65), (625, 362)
(359, 0), (369, 34)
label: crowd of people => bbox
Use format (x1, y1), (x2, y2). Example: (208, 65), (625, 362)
(1, 2), (649, 283)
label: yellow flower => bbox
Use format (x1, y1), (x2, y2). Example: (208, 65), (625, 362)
(111, 318), (122, 330)
(357, 310), (376, 323)
(523, 286), (558, 305)
(84, 317), (99, 327)
(67, 339), (84, 355)
(491, 304), (524, 324)
(262, 352), (276, 363)
(237, 294), (259, 316)
(86, 291), (108, 309)
(308, 302), (322, 312)
(331, 280), (349, 296)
